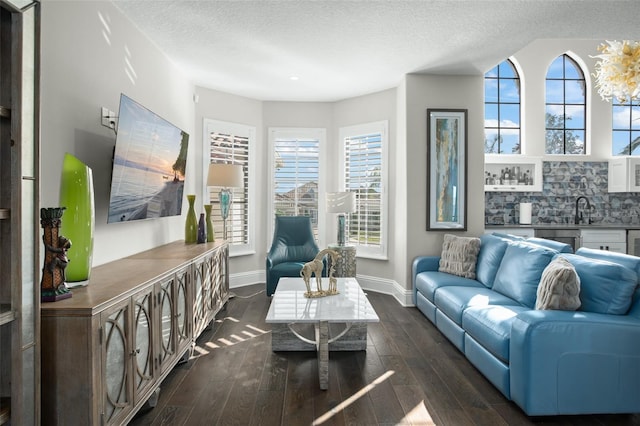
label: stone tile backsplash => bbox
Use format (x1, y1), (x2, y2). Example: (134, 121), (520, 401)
(485, 161), (640, 225)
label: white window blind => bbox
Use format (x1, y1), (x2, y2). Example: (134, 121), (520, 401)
(340, 121), (388, 259)
(268, 128), (326, 245)
(203, 119), (255, 255)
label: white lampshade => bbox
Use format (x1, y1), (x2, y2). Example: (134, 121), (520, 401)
(207, 163), (243, 188)
(326, 192), (356, 213)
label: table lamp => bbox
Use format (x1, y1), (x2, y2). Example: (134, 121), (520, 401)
(207, 163), (244, 240)
(326, 192), (356, 246)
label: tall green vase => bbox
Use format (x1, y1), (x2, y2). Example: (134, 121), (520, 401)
(185, 194), (197, 243)
(204, 204), (214, 242)
(59, 153), (95, 286)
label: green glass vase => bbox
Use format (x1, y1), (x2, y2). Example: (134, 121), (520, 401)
(59, 153), (95, 286)
(185, 194), (197, 243)
(204, 204), (214, 242)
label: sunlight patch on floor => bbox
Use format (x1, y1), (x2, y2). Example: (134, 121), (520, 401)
(400, 400), (436, 425)
(191, 317), (271, 356)
(313, 370), (395, 425)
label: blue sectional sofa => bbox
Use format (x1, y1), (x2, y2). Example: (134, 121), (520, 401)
(412, 233), (640, 416)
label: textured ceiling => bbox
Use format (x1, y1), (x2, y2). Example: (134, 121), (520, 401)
(112, 0), (640, 102)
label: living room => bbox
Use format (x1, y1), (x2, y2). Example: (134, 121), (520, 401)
(39, 1), (638, 300)
(4, 0), (640, 424)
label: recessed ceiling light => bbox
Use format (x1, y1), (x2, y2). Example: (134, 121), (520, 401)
(289, 76), (299, 81)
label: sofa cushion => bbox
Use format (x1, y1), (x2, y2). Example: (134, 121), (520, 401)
(526, 237), (573, 253)
(438, 234), (481, 279)
(270, 262), (307, 279)
(535, 256), (581, 311)
(415, 271), (484, 303)
(575, 247), (640, 282)
(462, 305), (530, 363)
(562, 253), (638, 315)
(492, 241), (556, 308)
(476, 234), (509, 288)
(492, 232), (524, 241)
(434, 286), (519, 325)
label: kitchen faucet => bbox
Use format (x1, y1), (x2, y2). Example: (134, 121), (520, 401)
(574, 196), (593, 225)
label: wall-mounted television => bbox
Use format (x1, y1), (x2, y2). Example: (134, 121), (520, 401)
(107, 94), (189, 223)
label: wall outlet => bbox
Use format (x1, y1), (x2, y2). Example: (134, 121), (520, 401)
(101, 107), (116, 129)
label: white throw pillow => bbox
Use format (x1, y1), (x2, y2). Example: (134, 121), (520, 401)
(438, 234), (481, 279)
(535, 256), (581, 311)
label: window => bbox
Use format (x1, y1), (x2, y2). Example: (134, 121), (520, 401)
(612, 99), (640, 155)
(484, 59), (521, 154)
(545, 54), (586, 154)
(339, 121), (388, 259)
(268, 128), (326, 243)
(203, 119), (255, 256)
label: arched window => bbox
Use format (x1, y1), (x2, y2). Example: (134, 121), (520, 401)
(545, 54), (586, 154)
(484, 59), (521, 154)
(612, 98), (640, 155)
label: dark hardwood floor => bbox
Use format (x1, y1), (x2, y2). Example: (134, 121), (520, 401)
(130, 284), (640, 426)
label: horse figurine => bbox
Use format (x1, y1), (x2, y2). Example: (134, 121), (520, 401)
(300, 248), (339, 298)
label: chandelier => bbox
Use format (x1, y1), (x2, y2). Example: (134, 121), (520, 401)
(592, 40), (640, 103)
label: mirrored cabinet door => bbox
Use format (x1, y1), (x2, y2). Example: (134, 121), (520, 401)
(102, 300), (133, 426)
(157, 276), (176, 373)
(175, 267), (191, 356)
(133, 288), (155, 403)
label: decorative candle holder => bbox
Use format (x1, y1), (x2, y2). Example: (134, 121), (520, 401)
(204, 204), (214, 242)
(185, 194), (197, 243)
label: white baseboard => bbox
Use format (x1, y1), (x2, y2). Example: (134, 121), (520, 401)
(230, 270), (265, 289)
(355, 274), (413, 307)
(230, 270), (413, 307)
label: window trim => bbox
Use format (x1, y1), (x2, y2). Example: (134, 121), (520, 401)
(484, 58), (523, 155)
(338, 120), (389, 260)
(611, 98), (640, 156)
(202, 118), (256, 257)
(544, 53), (588, 156)
(267, 127), (328, 249)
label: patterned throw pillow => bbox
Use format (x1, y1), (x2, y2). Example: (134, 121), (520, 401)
(535, 256), (581, 311)
(438, 234), (481, 279)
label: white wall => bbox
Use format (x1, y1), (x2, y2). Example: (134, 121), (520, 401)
(193, 86), (263, 283)
(404, 74), (485, 287)
(41, 0), (195, 265)
(511, 39), (612, 159)
(333, 89), (398, 286)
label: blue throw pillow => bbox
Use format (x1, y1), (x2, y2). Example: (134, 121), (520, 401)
(526, 237), (573, 253)
(561, 253), (638, 315)
(492, 241), (556, 308)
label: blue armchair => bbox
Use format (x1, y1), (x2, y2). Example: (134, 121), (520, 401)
(266, 216), (325, 296)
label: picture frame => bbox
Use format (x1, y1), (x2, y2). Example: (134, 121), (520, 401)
(427, 109), (467, 230)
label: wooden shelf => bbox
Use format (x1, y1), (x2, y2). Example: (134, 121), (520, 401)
(0, 209), (9, 220)
(0, 106), (9, 119)
(0, 398), (9, 425)
(0, 304), (14, 326)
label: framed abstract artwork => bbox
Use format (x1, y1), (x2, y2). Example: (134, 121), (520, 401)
(427, 109), (467, 230)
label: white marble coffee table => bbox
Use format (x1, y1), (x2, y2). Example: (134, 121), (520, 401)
(265, 277), (379, 390)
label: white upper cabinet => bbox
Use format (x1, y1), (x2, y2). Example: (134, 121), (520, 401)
(608, 157), (640, 193)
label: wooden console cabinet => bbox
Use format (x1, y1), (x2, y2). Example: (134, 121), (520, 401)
(41, 240), (229, 425)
